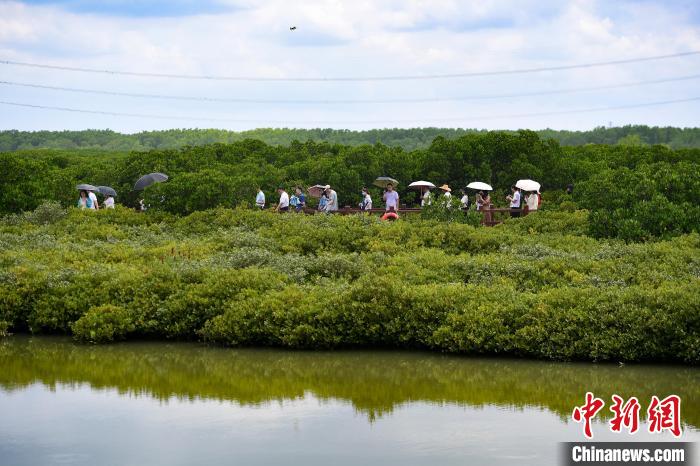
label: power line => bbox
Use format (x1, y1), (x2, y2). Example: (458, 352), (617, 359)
(1, 97), (698, 124)
(2, 74), (700, 104)
(1, 51), (699, 82)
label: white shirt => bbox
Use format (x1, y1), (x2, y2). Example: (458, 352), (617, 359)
(256, 191), (265, 207)
(384, 190), (399, 210)
(278, 191), (289, 208)
(327, 190), (338, 211)
(104, 197), (115, 209)
(460, 195), (469, 208)
(88, 191), (98, 209)
(510, 191), (521, 208)
(361, 193), (372, 210)
(421, 191), (432, 207)
(527, 193), (538, 211)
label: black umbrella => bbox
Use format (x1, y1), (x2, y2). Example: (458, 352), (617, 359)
(134, 173), (169, 191)
(76, 183), (97, 191)
(97, 186), (117, 197)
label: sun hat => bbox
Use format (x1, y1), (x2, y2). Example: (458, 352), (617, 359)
(439, 184), (451, 192)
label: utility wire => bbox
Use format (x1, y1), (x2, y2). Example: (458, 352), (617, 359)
(1, 51), (699, 82)
(1, 97), (698, 124)
(1, 74), (699, 104)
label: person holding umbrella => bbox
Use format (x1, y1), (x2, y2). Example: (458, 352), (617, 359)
(408, 181), (434, 208)
(77, 190), (94, 209)
(383, 183), (399, 212)
(96, 186), (117, 209)
(475, 191), (484, 211)
(482, 191), (493, 224)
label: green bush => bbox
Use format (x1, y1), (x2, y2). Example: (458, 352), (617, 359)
(0, 207), (697, 363)
(71, 305), (135, 344)
(23, 201), (67, 225)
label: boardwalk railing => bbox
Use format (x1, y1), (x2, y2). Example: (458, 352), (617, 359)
(479, 206), (531, 226)
(293, 205), (533, 226)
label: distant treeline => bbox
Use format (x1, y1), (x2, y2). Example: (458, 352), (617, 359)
(2, 125), (700, 151)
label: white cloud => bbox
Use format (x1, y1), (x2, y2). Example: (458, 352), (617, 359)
(0, 0), (698, 131)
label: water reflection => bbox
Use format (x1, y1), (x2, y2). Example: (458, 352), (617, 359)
(1, 335), (698, 427)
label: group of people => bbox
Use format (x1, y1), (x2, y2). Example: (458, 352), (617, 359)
(255, 182), (540, 220)
(77, 189), (115, 210)
(256, 183), (402, 220)
(506, 185), (541, 218)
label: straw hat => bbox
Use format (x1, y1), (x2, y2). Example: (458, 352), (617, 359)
(439, 184), (451, 192)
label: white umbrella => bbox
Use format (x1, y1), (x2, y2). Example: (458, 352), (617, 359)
(515, 179), (541, 192)
(408, 181), (436, 190)
(466, 181), (493, 191)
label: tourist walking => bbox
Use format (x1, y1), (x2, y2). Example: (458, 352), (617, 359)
(475, 191), (484, 211)
(439, 184), (452, 199)
(507, 185), (521, 218)
(276, 187), (289, 212)
(383, 183), (399, 211)
(104, 195), (115, 209)
(325, 186), (338, 212)
(526, 191), (539, 212)
(421, 188), (432, 207)
(438, 184), (452, 208)
(460, 189), (469, 210)
(359, 187), (372, 211)
(77, 190), (93, 209)
(88, 189), (99, 210)
(294, 186), (306, 213)
(256, 187), (266, 209)
(318, 192), (328, 212)
(482, 191), (493, 224)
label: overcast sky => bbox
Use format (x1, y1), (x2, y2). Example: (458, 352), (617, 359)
(1, 0), (699, 132)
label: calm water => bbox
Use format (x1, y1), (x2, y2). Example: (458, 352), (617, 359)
(1, 336), (698, 466)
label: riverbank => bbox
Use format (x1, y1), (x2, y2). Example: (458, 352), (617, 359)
(1, 206), (698, 363)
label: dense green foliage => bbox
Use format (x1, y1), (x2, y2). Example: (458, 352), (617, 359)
(2, 125), (700, 152)
(2, 131), (698, 241)
(2, 336), (699, 427)
(1, 205), (698, 363)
